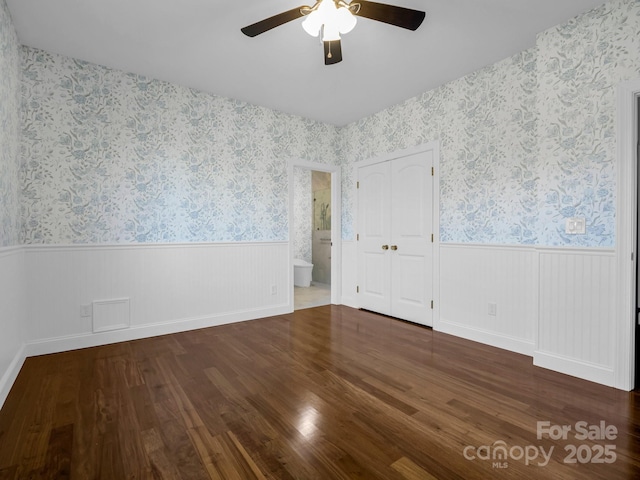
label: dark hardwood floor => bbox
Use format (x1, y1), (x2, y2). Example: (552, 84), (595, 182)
(0, 305), (639, 479)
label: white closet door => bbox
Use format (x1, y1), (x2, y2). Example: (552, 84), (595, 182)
(357, 150), (433, 326)
(357, 161), (392, 316)
(390, 151), (433, 326)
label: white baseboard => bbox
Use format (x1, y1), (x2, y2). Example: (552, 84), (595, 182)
(339, 296), (359, 309)
(437, 319), (534, 356)
(534, 350), (615, 387)
(25, 304), (291, 358)
(1, 304), (291, 409)
(0, 344), (27, 410)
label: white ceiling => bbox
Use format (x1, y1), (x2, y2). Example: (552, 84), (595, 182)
(6, 0), (605, 126)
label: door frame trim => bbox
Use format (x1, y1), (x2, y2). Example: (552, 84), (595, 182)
(353, 141), (441, 328)
(615, 78), (640, 390)
(288, 160), (342, 311)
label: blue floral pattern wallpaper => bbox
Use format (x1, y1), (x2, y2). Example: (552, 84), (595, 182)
(20, 47), (339, 244)
(293, 167), (312, 263)
(339, 0), (640, 247)
(339, 50), (538, 244)
(0, 0), (21, 247)
(15, 0), (640, 248)
(536, 0), (640, 247)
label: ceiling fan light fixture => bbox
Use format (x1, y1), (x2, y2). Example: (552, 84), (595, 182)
(322, 23), (341, 42)
(336, 5), (357, 34)
(302, 11), (322, 37)
(241, 0), (425, 65)
(302, 0), (357, 40)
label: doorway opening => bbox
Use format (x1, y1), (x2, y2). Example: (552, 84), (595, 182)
(293, 169), (331, 309)
(615, 78), (640, 391)
(636, 94), (640, 389)
(288, 160), (342, 312)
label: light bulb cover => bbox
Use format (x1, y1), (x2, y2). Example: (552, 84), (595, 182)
(336, 7), (357, 34)
(302, 0), (357, 39)
(302, 11), (322, 37)
(322, 23), (340, 42)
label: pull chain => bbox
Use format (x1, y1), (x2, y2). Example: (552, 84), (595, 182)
(327, 42), (332, 59)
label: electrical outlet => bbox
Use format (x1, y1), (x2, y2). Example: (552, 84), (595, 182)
(565, 217), (586, 234)
(271, 285), (277, 295)
(488, 303), (497, 316)
(80, 304), (92, 318)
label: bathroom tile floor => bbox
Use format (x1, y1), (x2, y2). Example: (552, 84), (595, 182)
(294, 282), (331, 310)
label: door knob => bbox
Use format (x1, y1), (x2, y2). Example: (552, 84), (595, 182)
(390, 245), (398, 251)
(382, 245), (389, 250)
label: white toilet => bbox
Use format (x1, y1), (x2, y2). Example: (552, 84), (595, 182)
(293, 259), (313, 287)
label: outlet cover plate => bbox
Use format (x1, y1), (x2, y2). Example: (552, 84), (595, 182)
(565, 217), (586, 234)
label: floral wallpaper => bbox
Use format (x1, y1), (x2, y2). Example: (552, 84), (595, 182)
(339, 0), (640, 247)
(536, 0), (640, 247)
(293, 167), (312, 263)
(16, 0), (640, 248)
(0, 0), (21, 247)
(20, 47), (339, 244)
(339, 49), (538, 244)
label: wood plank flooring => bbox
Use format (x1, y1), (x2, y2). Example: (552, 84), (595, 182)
(0, 305), (639, 479)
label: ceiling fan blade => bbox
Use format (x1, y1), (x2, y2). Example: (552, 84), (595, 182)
(324, 40), (342, 65)
(354, 0), (425, 31)
(241, 7), (306, 37)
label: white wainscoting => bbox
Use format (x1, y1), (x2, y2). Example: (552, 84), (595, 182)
(438, 244), (538, 355)
(438, 244), (618, 386)
(0, 246), (27, 408)
(23, 242), (291, 356)
(535, 248), (616, 387)
(0, 240), (626, 411)
(341, 240), (358, 308)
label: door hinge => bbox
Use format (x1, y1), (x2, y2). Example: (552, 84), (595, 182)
(357, 286), (360, 293)
(357, 233), (359, 241)
(357, 181), (360, 189)
(431, 167), (434, 176)
(431, 300), (434, 309)
(431, 233), (434, 242)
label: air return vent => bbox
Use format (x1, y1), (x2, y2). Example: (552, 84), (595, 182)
(92, 298), (131, 333)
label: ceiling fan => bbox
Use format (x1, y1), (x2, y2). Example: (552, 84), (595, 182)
(241, 0), (426, 65)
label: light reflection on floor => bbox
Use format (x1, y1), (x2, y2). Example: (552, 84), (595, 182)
(295, 405), (320, 438)
(294, 282), (331, 310)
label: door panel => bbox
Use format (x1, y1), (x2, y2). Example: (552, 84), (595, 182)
(357, 150), (434, 326)
(393, 162), (427, 238)
(358, 162), (391, 315)
(361, 252), (387, 298)
(391, 152), (433, 325)
(397, 255), (425, 301)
